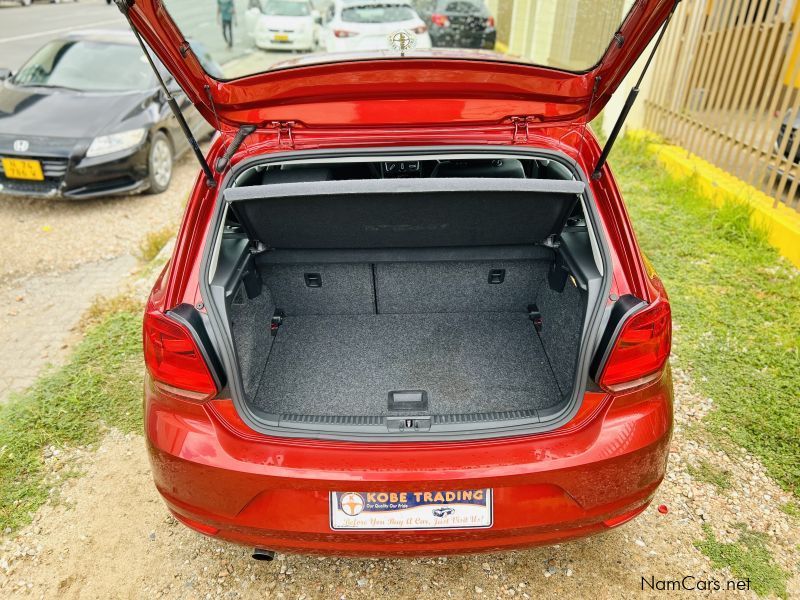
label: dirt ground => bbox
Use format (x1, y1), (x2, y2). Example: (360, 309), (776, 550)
(0, 370), (797, 600)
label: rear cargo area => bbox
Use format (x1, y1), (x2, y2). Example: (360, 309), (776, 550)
(211, 156), (600, 432)
(230, 256), (586, 420)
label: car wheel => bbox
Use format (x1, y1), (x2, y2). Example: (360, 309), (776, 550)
(20, 0), (32, 6)
(147, 132), (173, 194)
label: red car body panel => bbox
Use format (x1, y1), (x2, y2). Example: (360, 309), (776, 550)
(122, 0), (676, 130)
(139, 126), (672, 555)
(146, 370), (672, 556)
(127, 0), (675, 557)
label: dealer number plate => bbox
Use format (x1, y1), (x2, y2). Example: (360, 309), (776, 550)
(330, 489), (493, 530)
(2, 158), (44, 181)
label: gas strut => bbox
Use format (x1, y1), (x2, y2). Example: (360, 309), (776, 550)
(592, 0), (680, 180)
(114, 0), (217, 188)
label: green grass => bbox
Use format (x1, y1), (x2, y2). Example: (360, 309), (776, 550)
(688, 460), (733, 491)
(137, 226), (174, 263)
(779, 500), (800, 518)
(0, 311), (143, 531)
(613, 136), (800, 496)
(695, 524), (789, 598)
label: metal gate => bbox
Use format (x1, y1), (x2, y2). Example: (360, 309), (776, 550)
(643, 0), (800, 211)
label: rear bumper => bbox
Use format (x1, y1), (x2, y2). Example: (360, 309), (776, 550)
(145, 372), (673, 557)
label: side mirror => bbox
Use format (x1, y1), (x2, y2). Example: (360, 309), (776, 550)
(312, 9), (322, 24)
(0, 68), (12, 81)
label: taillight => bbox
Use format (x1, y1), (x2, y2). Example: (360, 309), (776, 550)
(431, 13), (449, 27)
(486, 15), (495, 27)
(413, 24), (428, 34)
(597, 298), (672, 392)
(333, 29), (359, 38)
(143, 311), (217, 401)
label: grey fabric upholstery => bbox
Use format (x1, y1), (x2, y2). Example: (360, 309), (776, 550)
(252, 313), (558, 417)
(375, 260), (548, 314)
(226, 177), (582, 249)
(237, 257), (586, 417)
(261, 263), (375, 315)
(229, 287), (275, 398)
(534, 279), (587, 395)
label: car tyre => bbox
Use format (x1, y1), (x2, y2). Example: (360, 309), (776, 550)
(146, 132), (174, 194)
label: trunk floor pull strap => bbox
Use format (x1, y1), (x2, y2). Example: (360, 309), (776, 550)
(528, 303), (563, 396)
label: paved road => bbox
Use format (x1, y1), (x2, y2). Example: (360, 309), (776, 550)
(0, 0), (304, 80)
(0, 0), (127, 71)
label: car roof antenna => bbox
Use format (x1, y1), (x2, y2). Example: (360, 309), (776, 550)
(115, 1), (216, 189)
(592, 0), (680, 180)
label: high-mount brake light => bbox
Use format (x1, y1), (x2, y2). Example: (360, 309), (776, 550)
(143, 311), (217, 402)
(598, 298), (672, 392)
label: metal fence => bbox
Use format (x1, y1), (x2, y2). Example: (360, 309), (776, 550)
(643, 0), (800, 211)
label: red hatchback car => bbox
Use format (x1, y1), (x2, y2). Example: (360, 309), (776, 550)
(124, 0), (675, 558)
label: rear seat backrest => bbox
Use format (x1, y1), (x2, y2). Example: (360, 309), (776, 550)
(375, 260), (547, 314)
(258, 260), (548, 316)
(431, 159), (526, 178)
(261, 263), (374, 316)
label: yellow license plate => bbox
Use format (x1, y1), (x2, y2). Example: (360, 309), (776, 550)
(274, 34), (289, 41)
(2, 158), (44, 181)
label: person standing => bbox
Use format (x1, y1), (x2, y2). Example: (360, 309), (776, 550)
(217, 0), (237, 49)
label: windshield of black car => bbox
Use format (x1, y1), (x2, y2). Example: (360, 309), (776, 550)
(11, 40), (154, 92)
(342, 5), (416, 23)
(263, 0), (310, 16)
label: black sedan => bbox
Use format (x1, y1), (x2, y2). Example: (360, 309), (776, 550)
(414, 0), (495, 50)
(0, 30), (217, 199)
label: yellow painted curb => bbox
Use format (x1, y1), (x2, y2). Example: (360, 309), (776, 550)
(628, 130), (800, 269)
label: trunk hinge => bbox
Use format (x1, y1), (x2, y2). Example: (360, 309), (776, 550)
(115, 0), (216, 188)
(269, 121), (296, 148)
(510, 116), (536, 144)
(592, 0), (681, 179)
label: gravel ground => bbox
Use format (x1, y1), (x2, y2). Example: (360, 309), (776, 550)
(0, 367), (797, 599)
(0, 152), (200, 401)
(0, 152), (199, 284)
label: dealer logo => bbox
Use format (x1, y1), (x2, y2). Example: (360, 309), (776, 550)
(340, 493), (365, 516)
